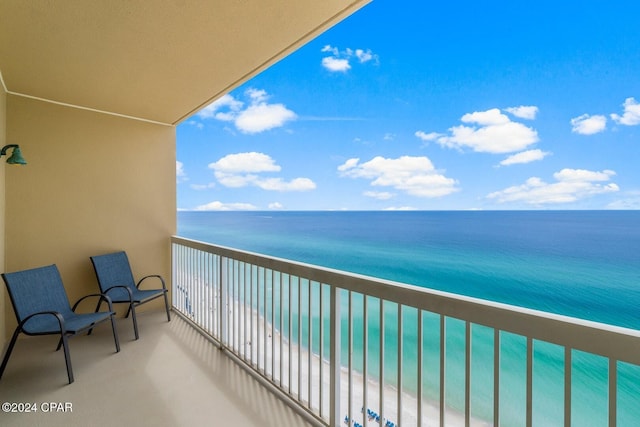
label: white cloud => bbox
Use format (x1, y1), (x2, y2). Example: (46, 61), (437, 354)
(434, 108), (539, 153)
(196, 89), (296, 134)
(384, 206), (417, 211)
(611, 97), (640, 126)
(254, 177), (316, 192)
(337, 158), (360, 172)
(487, 168), (619, 205)
(553, 168), (615, 182)
(195, 201), (257, 211)
(505, 106), (539, 120)
(209, 152), (280, 173)
(269, 202), (284, 210)
(499, 149), (550, 166)
(176, 161), (187, 183)
(190, 183), (216, 190)
(322, 57), (351, 72)
(246, 88), (268, 103)
(364, 191), (394, 200)
(186, 120), (204, 129)
(321, 45), (378, 72)
(606, 191), (640, 209)
(355, 49), (376, 63)
(571, 114), (607, 135)
(338, 155), (459, 198)
(235, 103), (297, 134)
(209, 152), (315, 192)
(197, 94), (244, 120)
(414, 131), (443, 142)
(321, 45), (339, 56)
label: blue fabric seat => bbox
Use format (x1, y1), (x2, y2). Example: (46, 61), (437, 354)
(0, 264), (120, 384)
(90, 251), (170, 340)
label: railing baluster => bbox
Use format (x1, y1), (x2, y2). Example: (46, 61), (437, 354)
(494, 329), (500, 427)
(379, 298), (384, 427)
(363, 295), (368, 427)
(320, 282), (325, 418)
(609, 359), (617, 427)
(289, 274), (293, 394)
(418, 309), (423, 427)
(465, 321), (471, 427)
(298, 276), (302, 401)
(440, 315), (445, 427)
(198, 250), (202, 330)
(398, 304), (403, 427)
(220, 256), (227, 348)
(280, 273), (284, 388)
(348, 291), (354, 427)
(272, 269), (276, 381)
(329, 284), (341, 427)
(263, 267), (268, 374)
(245, 263), (249, 361)
(233, 260), (238, 352)
(308, 278), (313, 411)
(564, 346), (571, 427)
(250, 264), (255, 366)
(526, 337), (533, 427)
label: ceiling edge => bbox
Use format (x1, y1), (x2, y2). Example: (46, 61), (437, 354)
(172, 0), (372, 125)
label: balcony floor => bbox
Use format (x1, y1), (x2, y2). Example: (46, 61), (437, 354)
(0, 311), (316, 427)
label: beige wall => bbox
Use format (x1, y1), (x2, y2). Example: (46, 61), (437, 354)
(3, 95), (176, 334)
(0, 83), (6, 345)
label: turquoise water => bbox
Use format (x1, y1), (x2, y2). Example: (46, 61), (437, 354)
(178, 210), (640, 426)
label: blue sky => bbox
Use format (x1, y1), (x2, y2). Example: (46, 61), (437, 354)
(177, 0), (640, 211)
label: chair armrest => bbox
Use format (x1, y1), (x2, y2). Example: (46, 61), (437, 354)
(18, 311), (66, 334)
(136, 274), (167, 291)
(71, 293), (116, 313)
(102, 285), (135, 302)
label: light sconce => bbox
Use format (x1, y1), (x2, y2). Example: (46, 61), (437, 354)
(0, 144), (27, 165)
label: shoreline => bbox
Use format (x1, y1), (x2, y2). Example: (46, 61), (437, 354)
(221, 298), (490, 427)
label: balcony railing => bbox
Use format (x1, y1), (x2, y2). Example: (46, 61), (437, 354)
(171, 236), (640, 427)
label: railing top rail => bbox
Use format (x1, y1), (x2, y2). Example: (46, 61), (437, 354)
(172, 235), (640, 365)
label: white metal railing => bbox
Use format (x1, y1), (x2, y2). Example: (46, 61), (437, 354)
(171, 236), (640, 427)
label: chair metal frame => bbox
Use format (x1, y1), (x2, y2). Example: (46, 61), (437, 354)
(0, 264), (120, 384)
(90, 251), (170, 340)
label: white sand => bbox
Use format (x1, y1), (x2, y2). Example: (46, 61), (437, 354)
(180, 287), (489, 426)
(224, 304), (490, 427)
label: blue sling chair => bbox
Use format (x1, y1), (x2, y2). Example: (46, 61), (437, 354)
(0, 264), (120, 384)
(90, 251), (170, 340)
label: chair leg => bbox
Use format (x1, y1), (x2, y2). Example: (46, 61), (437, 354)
(110, 314), (121, 352)
(130, 304), (139, 340)
(163, 291), (171, 322)
(0, 328), (22, 380)
(59, 333), (74, 384)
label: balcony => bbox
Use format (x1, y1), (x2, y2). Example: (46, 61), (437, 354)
(1, 311), (315, 427)
(170, 237), (640, 427)
(3, 237), (640, 427)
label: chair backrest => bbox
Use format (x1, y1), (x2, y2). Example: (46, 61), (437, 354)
(2, 264), (73, 323)
(90, 251), (136, 293)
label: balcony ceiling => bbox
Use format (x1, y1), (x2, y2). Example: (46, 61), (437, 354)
(0, 0), (369, 125)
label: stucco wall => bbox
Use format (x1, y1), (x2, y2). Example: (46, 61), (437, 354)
(0, 83), (6, 345)
(4, 95), (176, 334)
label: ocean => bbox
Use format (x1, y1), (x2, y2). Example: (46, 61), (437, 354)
(177, 210), (640, 426)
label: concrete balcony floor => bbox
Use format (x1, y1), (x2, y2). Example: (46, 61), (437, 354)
(0, 311), (315, 427)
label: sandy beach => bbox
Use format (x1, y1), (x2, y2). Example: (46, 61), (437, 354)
(180, 287), (490, 427)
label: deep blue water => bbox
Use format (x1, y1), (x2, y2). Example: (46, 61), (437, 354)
(178, 210), (640, 329)
(177, 210), (640, 426)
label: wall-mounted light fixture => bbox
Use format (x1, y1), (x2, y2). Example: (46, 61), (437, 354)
(0, 144), (27, 165)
